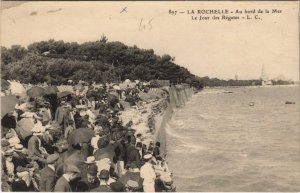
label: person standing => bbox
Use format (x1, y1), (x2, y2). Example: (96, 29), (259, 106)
(54, 165), (81, 192)
(27, 129), (47, 167)
(152, 142), (161, 159)
(96, 170), (111, 192)
(76, 164), (99, 192)
(12, 144), (31, 169)
(140, 154), (156, 192)
(39, 153), (59, 192)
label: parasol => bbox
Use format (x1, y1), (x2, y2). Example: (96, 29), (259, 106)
(44, 86), (59, 95)
(67, 127), (95, 145)
(15, 118), (35, 140)
(26, 86), (46, 98)
(57, 91), (73, 98)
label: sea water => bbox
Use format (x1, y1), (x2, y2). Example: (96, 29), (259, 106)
(166, 86), (299, 192)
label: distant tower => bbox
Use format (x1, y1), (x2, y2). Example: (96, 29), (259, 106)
(235, 74), (238, 81)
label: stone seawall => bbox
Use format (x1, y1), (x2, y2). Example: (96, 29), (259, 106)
(154, 85), (194, 157)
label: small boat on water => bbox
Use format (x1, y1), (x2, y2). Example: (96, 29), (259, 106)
(285, 101), (296, 104)
(223, 90), (233, 93)
(248, 102), (255, 106)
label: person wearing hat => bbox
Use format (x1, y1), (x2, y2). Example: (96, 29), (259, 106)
(1, 111), (17, 138)
(76, 164), (100, 192)
(42, 101), (53, 121)
(12, 167), (36, 192)
(1, 140), (10, 155)
(27, 128), (47, 166)
(126, 138), (141, 168)
(39, 153), (59, 192)
(119, 162), (143, 191)
(7, 134), (21, 148)
(126, 180), (139, 192)
(155, 172), (174, 192)
(136, 133), (142, 144)
(91, 126), (102, 153)
(94, 138), (112, 161)
(3, 149), (15, 178)
(85, 105), (96, 124)
(80, 156), (96, 179)
(54, 164), (81, 192)
(95, 169), (111, 192)
(38, 107), (51, 126)
(55, 101), (72, 132)
(110, 181), (125, 192)
(140, 154), (156, 192)
(113, 131), (126, 177)
(12, 144), (32, 170)
(64, 119), (75, 139)
(153, 141), (161, 159)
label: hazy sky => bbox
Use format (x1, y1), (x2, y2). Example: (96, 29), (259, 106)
(1, 1), (299, 80)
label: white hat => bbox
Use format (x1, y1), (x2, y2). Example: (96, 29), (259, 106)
(143, 154), (152, 160)
(8, 137), (21, 147)
(85, 156), (96, 164)
(31, 127), (43, 136)
(13, 144), (24, 152)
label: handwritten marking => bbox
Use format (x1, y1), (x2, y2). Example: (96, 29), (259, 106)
(120, 7), (127, 14)
(139, 18), (153, 31)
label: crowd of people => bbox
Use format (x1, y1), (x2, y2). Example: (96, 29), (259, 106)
(1, 81), (175, 192)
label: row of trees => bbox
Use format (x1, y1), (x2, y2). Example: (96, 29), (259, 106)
(5, 37), (291, 88)
(196, 76), (295, 87)
(197, 76), (262, 87)
(1, 37), (203, 89)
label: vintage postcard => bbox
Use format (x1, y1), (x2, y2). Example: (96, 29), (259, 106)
(1, 1), (299, 192)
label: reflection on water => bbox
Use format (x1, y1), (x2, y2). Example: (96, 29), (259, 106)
(166, 86), (299, 192)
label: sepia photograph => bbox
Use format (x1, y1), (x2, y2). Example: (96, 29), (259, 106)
(1, 1), (299, 192)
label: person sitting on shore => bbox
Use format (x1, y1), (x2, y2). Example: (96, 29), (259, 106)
(153, 142), (161, 159)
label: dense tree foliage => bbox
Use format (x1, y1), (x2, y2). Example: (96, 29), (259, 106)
(4, 38), (291, 88)
(1, 38), (203, 89)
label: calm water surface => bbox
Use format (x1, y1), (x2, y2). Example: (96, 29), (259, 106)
(166, 86), (299, 192)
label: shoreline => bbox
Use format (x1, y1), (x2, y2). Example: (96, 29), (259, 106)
(152, 86), (194, 174)
(118, 85), (195, 187)
(204, 84), (299, 89)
